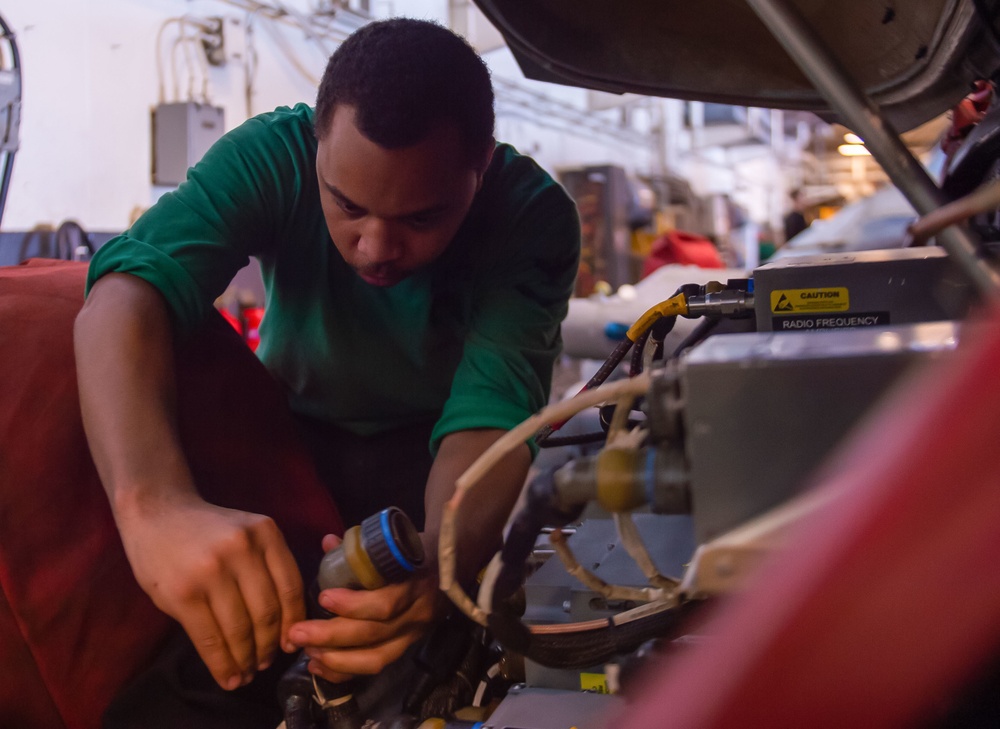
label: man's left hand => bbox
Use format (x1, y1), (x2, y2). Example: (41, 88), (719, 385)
(285, 534), (444, 682)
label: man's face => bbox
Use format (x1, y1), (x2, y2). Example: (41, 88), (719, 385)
(316, 105), (489, 287)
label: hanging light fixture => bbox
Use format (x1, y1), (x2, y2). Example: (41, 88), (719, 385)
(839, 131), (870, 156)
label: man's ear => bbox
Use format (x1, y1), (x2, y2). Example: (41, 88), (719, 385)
(475, 140), (496, 191)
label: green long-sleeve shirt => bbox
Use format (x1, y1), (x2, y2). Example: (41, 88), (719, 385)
(87, 104), (580, 453)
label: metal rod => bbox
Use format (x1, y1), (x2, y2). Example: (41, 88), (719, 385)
(744, 0), (1000, 300)
(0, 152), (14, 231)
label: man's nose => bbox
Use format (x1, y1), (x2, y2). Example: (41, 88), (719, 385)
(357, 218), (401, 264)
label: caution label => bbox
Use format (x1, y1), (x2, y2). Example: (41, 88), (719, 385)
(580, 672), (609, 693)
(770, 287), (850, 314)
(773, 312), (891, 330)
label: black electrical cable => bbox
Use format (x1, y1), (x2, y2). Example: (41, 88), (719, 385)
(534, 337), (634, 445)
(536, 430), (609, 448)
(671, 316), (722, 358)
(487, 601), (694, 669)
(16, 227), (46, 263)
(490, 467), (585, 611)
(598, 403), (643, 433)
(629, 328), (652, 376)
(282, 696), (316, 729)
(632, 315), (677, 375)
(542, 307), (707, 460)
(536, 287), (689, 446)
(56, 219), (93, 260)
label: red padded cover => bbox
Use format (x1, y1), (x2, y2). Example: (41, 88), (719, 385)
(0, 260), (342, 729)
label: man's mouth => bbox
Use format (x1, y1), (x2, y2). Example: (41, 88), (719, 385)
(357, 268), (402, 287)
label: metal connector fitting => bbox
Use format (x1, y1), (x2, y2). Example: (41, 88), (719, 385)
(685, 290), (755, 318)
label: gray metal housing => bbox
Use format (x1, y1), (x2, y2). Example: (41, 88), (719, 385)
(677, 321), (959, 542)
(753, 247), (975, 331)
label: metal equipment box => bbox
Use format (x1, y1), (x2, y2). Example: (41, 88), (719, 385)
(681, 321), (958, 543)
(152, 102), (225, 186)
(753, 248), (973, 332)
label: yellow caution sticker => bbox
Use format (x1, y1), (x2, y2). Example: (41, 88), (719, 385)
(770, 287), (850, 314)
(580, 672), (609, 693)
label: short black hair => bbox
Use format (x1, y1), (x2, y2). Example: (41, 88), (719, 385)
(315, 18), (495, 165)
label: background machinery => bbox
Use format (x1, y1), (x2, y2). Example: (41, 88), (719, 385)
(426, 1), (1000, 727)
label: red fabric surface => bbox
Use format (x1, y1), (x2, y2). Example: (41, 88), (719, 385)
(616, 304), (1000, 728)
(0, 260), (343, 729)
(641, 230), (725, 278)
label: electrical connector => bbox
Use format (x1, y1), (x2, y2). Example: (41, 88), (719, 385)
(685, 289), (755, 318)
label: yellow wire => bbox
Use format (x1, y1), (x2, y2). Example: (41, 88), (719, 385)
(625, 292), (688, 341)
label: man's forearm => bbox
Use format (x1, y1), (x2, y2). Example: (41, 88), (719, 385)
(74, 273), (197, 513)
(76, 274), (308, 689)
(422, 429), (531, 584)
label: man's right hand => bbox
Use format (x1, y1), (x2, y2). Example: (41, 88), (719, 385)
(113, 494), (305, 691)
(75, 274), (304, 689)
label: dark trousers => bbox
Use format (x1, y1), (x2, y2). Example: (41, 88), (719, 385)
(104, 418), (436, 728)
(292, 415), (435, 531)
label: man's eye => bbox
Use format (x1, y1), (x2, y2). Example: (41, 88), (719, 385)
(407, 214), (438, 228)
(336, 199), (363, 216)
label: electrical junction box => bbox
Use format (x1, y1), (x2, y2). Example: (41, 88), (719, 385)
(753, 247), (974, 332)
(152, 102), (225, 186)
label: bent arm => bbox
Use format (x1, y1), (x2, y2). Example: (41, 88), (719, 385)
(74, 273), (306, 690)
(75, 273), (197, 512)
(424, 428), (530, 585)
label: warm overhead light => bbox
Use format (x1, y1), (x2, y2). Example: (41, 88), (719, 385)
(838, 143), (872, 156)
(844, 132), (865, 144)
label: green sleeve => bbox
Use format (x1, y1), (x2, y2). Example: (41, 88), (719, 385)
(85, 110), (309, 335)
(431, 183), (581, 458)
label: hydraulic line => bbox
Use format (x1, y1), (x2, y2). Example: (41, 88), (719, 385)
(532, 337), (634, 445)
(534, 291), (688, 445)
(629, 328), (653, 377)
(671, 316), (722, 358)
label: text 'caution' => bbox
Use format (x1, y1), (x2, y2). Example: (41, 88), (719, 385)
(770, 287), (850, 314)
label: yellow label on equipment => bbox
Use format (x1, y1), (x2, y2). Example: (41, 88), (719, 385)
(771, 287), (850, 314)
(580, 673), (609, 693)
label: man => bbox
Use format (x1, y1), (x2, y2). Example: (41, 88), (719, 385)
(783, 188), (809, 243)
(75, 17), (580, 725)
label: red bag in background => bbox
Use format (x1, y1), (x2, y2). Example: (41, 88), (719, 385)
(641, 230), (725, 278)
